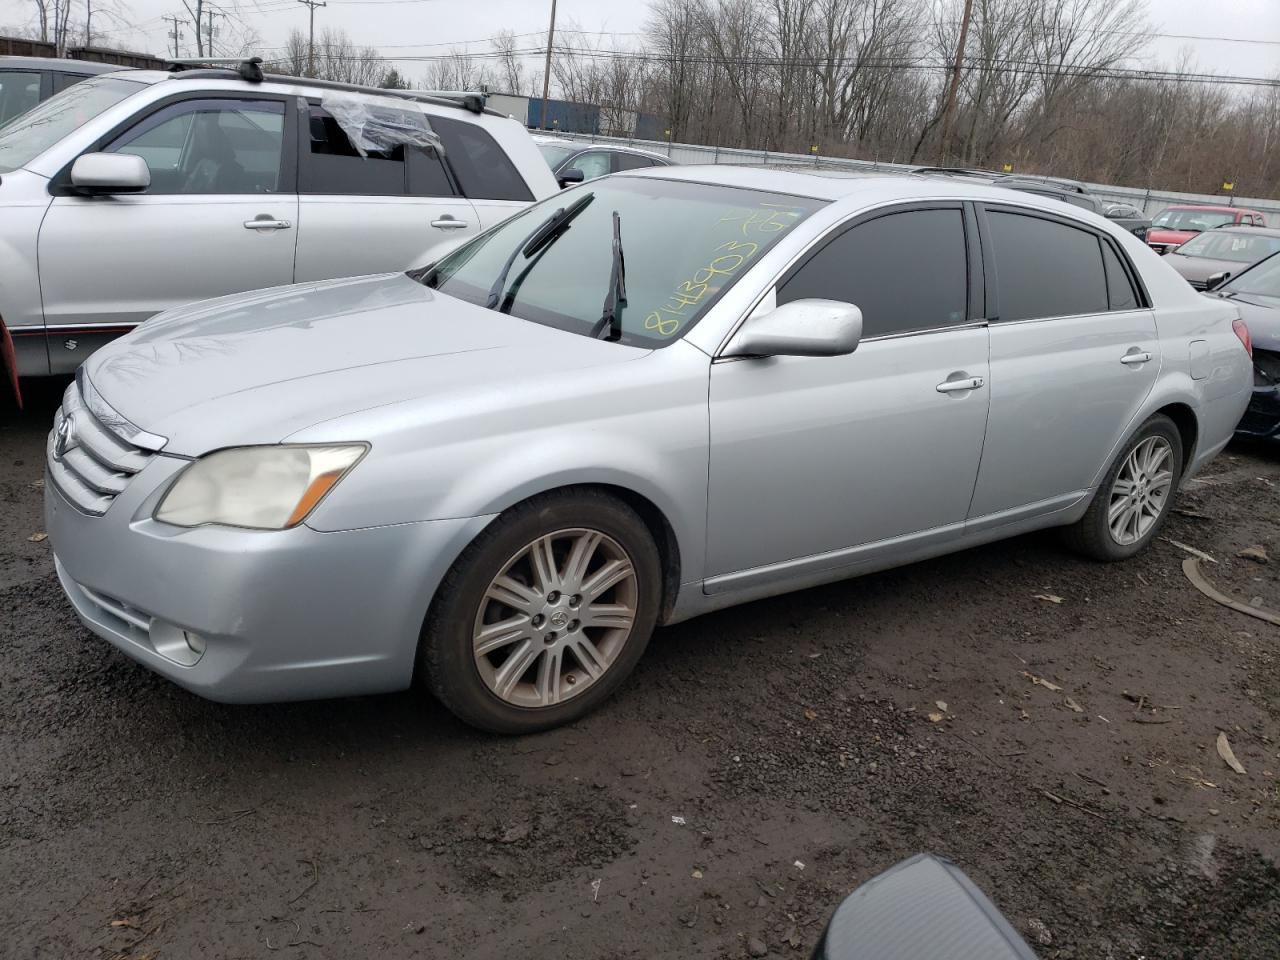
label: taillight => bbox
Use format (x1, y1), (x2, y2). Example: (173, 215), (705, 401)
(1233, 318), (1253, 358)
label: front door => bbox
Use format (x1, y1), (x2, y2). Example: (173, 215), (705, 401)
(37, 95), (297, 372)
(706, 204), (990, 591)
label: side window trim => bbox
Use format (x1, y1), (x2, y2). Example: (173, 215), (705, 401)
(51, 90), (298, 195)
(775, 199), (978, 341)
(976, 202), (1150, 324)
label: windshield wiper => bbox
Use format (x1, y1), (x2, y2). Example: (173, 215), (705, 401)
(589, 211), (626, 342)
(486, 192), (595, 310)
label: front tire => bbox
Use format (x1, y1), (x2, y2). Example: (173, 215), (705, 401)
(419, 489), (662, 734)
(1064, 414), (1183, 561)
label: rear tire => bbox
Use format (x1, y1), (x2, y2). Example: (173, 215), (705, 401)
(419, 488), (661, 734)
(1064, 414), (1183, 561)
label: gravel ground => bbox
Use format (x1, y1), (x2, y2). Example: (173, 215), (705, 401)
(2, 378), (1278, 959)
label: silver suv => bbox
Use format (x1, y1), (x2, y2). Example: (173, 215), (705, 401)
(0, 62), (557, 377)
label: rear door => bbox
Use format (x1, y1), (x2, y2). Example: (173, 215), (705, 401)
(293, 101), (478, 281)
(966, 205), (1158, 527)
(432, 115), (538, 229)
(37, 94), (298, 372)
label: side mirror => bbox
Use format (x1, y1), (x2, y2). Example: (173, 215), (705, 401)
(814, 855), (1039, 960)
(557, 167), (586, 188)
(1205, 271), (1231, 291)
(70, 153), (150, 195)
(723, 299), (863, 358)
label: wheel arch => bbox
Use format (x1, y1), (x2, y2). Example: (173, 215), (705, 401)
(1153, 401), (1198, 473)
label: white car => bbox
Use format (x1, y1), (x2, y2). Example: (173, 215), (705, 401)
(0, 60), (558, 378)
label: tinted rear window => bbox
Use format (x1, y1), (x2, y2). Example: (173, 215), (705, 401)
(1100, 241), (1140, 310)
(987, 210), (1107, 321)
(433, 115), (533, 202)
(778, 207), (969, 337)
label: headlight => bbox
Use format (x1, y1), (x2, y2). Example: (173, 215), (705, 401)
(155, 444), (367, 530)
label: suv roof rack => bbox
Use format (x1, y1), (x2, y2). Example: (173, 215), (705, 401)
(911, 166), (996, 179)
(165, 57), (494, 116)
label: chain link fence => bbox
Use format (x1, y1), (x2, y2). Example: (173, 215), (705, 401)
(552, 131), (1280, 222)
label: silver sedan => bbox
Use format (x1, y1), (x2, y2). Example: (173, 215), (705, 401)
(46, 168), (1252, 732)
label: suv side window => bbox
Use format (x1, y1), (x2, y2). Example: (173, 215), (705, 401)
(107, 98), (286, 195)
(614, 152), (657, 172)
(432, 115), (533, 201)
(0, 70), (43, 126)
(1099, 240), (1140, 311)
(778, 207), (969, 338)
(986, 209), (1108, 321)
(304, 105), (406, 196)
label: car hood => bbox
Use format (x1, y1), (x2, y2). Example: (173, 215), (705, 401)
(85, 273), (648, 455)
(1166, 254), (1243, 284)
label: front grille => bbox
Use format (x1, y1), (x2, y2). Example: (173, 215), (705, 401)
(1254, 348), (1280, 387)
(47, 380), (156, 515)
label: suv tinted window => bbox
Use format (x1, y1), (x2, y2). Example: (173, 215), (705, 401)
(778, 208), (969, 338)
(1100, 241), (1139, 310)
(986, 210), (1107, 321)
(432, 115), (533, 201)
(614, 152), (658, 172)
(108, 98), (285, 195)
(0, 70), (42, 126)
(305, 105), (404, 196)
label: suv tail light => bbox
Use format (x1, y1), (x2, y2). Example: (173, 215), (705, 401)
(1233, 318), (1253, 358)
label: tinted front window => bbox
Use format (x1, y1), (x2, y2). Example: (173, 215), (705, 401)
(1223, 253), (1280, 302)
(987, 211), (1107, 321)
(1152, 208), (1234, 231)
(108, 98), (285, 194)
(1100, 241), (1139, 311)
(433, 116), (532, 201)
(0, 75), (143, 173)
(537, 142), (576, 169)
(778, 208), (968, 337)
(0, 70), (42, 126)
(430, 179), (822, 347)
(1173, 230), (1280, 264)
(569, 151), (611, 180)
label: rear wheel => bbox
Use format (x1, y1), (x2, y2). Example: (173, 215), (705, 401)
(420, 490), (661, 733)
(1064, 414), (1183, 561)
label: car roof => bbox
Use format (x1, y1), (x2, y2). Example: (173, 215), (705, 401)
(0, 56), (121, 74)
(530, 135), (668, 160)
(621, 165), (1125, 213)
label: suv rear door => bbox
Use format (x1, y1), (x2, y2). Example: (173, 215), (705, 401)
(293, 100), (479, 282)
(966, 205), (1158, 528)
(37, 93), (299, 373)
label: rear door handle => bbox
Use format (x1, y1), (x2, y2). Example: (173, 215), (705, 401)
(1120, 351), (1152, 365)
(936, 376), (985, 394)
(244, 215), (291, 231)
(431, 216), (469, 230)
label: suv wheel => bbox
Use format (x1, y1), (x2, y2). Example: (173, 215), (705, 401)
(420, 489), (661, 733)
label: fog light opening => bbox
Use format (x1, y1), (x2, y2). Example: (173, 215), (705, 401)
(184, 631), (206, 656)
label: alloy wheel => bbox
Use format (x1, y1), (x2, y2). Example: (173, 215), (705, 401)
(472, 527), (639, 708)
(1107, 435), (1174, 545)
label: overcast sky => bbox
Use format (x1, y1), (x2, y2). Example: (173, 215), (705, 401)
(2, 0), (1277, 87)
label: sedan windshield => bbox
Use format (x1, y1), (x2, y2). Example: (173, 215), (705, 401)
(0, 76), (143, 173)
(1175, 231), (1280, 264)
(427, 177), (823, 348)
(1152, 208), (1234, 232)
(1223, 252), (1280, 303)
(537, 142), (577, 169)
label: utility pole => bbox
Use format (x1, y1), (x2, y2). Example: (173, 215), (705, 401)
(539, 0), (557, 130)
(163, 14), (187, 58)
(937, 0), (974, 166)
(298, 0), (327, 78)
(205, 6), (227, 58)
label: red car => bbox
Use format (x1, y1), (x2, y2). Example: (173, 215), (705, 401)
(1147, 204), (1268, 254)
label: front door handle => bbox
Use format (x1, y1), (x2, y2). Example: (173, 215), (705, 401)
(243, 215), (291, 231)
(936, 376), (985, 394)
(431, 216), (469, 230)
(1120, 351), (1152, 365)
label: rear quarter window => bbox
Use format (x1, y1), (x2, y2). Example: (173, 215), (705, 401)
(432, 115), (533, 202)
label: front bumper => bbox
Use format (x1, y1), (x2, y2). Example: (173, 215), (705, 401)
(46, 458), (493, 703)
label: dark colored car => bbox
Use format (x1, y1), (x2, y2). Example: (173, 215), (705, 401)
(1207, 251), (1280, 438)
(912, 168), (1149, 238)
(1165, 225), (1280, 290)
(1147, 204), (1268, 255)
(0, 56), (120, 126)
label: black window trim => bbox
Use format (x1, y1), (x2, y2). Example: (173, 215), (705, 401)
(49, 89), (299, 196)
(975, 202), (1151, 325)
(774, 199), (982, 343)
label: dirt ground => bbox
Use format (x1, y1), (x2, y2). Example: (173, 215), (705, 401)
(2, 377), (1278, 960)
